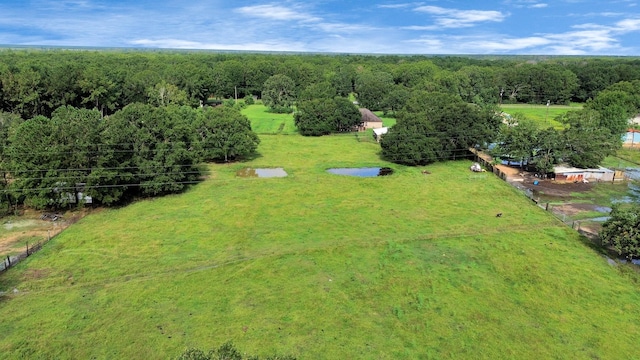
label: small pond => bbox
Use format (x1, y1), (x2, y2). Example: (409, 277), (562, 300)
(326, 167), (393, 177)
(236, 167), (288, 178)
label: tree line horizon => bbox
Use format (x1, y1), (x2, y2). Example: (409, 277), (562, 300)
(1, 50), (639, 211)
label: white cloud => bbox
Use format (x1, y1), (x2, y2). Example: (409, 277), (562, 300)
(315, 22), (377, 33)
(615, 18), (640, 31)
(130, 38), (308, 52)
(414, 6), (507, 28)
(405, 35), (551, 54)
(530, 3), (548, 8)
(234, 4), (319, 22)
(377, 3), (416, 9)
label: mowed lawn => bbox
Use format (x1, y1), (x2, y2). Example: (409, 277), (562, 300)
(500, 103), (583, 129)
(241, 104), (297, 134)
(1, 135), (640, 359)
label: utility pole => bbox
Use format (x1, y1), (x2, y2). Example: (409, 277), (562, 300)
(545, 100), (550, 126)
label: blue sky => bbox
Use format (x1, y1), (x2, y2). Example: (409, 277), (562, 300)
(1, 0), (640, 55)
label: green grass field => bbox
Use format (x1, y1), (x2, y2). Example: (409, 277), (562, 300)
(241, 104), (297, 135)
(500, 103), (583, 129)
(374, 111), (397, 127)
(1, 134), (640, 359)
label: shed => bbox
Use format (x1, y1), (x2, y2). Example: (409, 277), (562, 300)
(553, 165), (616, 182)
(372, 127), (388, 142)
(358, 108), (383, 130)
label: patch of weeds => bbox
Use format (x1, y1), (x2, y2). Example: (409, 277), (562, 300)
(392, 305), (405, 320)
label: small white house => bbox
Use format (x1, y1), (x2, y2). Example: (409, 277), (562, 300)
(372, 127), (388, 142)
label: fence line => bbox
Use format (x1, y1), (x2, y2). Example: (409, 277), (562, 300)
(471, 151), (609, 240)
(0, 230), (56, 273)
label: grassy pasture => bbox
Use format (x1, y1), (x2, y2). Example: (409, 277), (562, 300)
(241, 104), (297, 135)
(613, 147), (640, 166)
(500, 103), (582, 129)
(1, 135), (640, 359)
(374, 111), (397, 127)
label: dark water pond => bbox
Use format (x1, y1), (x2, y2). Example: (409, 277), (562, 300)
(236, 168), (288, 178)
(326, 167), (393, 177)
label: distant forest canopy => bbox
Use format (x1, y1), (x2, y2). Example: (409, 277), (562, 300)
(1, 49), (640, 210)
(2, 49), (640, 118)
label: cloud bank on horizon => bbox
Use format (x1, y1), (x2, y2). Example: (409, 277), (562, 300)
(1, 0), (640, 55)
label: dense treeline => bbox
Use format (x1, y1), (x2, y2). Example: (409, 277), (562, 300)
(2, 49), (640, 210)
(3, 51), (640, 119)
(0, 104), (259, 211)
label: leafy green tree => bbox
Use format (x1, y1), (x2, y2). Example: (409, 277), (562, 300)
(600, 204), (640, 260)
(133, 105), (201, 197)
(262, 74), (296, 113)
(492, 114), (539, 168)
(245, 59), (277, 96)
(405, 92), (501, 160)
(530, 127), (562, 174)
(456, 65), (500, 105)
(333, 97), (363, 132)
(380, 113), (440, 165)
(78, 65), (119, 116)
(569, 61), (621, 102)
(42, 61), (82, 116)
(558, 109), (618, 168)
(294, 97), (361, 136)
(585, 89), (638, 137)
(298, 82), (336, 102)
(329, 65), (356, 97)
(93, 103), (202, 201)
(194, 106), (260, 162)
(382, 91), (500, 165)
(0, 64), (45, 119)
(147, 81), (188, 107)
(7, 107), (102, 209)
(381, 85), (410, 116)
(355, 70), (394, 110)
(0, 111), (22, 211)
(193, 106), (260, 162)
(244, 94), (255, 105)
(392, 60), (438, 87)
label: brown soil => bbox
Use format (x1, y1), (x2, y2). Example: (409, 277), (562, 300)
(0, 227), (66, 256)
(0, 208), (94, 257)
(516, 172), (594, 198)
(495, 164), (521, 176)
(550, 203), (605, 216)
(22, 268), (52, 280)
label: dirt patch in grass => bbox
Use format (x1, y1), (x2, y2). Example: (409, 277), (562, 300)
(0, 208), (93, 257)
(21, 268), (52, 280)
(551, 203), (606, 216)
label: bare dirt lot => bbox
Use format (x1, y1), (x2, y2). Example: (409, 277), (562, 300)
(524, 177), (593, 198)
(0, 209), (91, 257)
